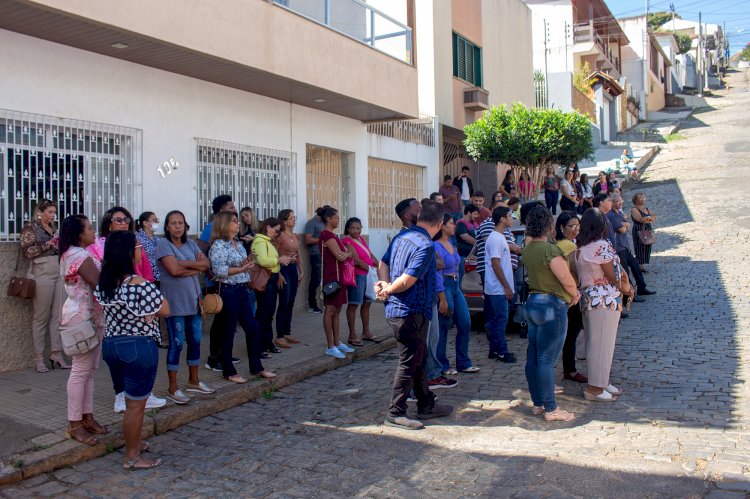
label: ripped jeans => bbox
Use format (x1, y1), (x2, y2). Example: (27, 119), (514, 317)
(165, 314), (203, 372)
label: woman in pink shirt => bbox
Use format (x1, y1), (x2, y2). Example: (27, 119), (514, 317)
(342, 217), (380, 346)
(87, 207), (154, 282)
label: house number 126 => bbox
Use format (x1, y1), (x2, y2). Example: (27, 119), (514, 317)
(157, 158), (179, 178)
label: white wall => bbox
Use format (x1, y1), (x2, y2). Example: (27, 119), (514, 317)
(0, 29), (372, 234)
(527, 3), (574, 74)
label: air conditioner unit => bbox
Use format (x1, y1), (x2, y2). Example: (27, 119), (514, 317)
(463, 87), (489, 111)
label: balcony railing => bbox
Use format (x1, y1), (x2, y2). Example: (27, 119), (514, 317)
(573, 20), (621, 75)
(366, 114), (436, 147)
(274, 0), (413, 65)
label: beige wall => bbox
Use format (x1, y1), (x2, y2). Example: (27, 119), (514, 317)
(647, 71), (666, 112)
(433, 0), (534, 131)
(26, 0), (418, 117)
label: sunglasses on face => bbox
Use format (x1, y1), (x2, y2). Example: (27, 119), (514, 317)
(112, 217), (131, 224)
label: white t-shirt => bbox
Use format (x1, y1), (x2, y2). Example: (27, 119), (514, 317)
(461, 178), (470, 201)
(483, 230), (514, 296)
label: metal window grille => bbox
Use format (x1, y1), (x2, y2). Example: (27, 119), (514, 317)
(196, 138), (296, 229)
(306, 144), (349, 223)
(442, 141), (471, 181)
(366, 115), (436, 147)
(0, 109), (141, 241)
(534, 79), (548, 109)
(368, 157), (424, 230)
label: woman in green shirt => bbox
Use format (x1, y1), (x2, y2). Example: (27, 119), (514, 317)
(521, 206), (580, 422)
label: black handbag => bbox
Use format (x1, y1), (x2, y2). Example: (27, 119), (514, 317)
(322, 244), (341, 296)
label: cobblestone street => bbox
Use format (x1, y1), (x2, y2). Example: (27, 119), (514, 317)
(3, 70), (750, 498)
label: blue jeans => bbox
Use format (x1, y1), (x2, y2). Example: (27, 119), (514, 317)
(165, 315), (202, 372)
(484, 294), (511, 355)
(276, 265), (298, 336)
(524, 293), (569, 412)
(458, 255), (466, 288)
(218, 284), (265, 377)
(437, 277), (473, 371)
(102, 335), (158, 400)
(425, 304), (443, 380)
(545, 190), (559, 215)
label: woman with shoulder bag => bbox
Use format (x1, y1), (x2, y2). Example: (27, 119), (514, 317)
(95, 231), (169, 470)
(252, 217), (293, 353)
(59, 215), (107, 446)
(210, 212), (276, 383)
(155, 210), (214, 404)
(631, 193), (656, 272)
(319, 207), (356, 359)
(19, 199), (69, 372)
(342, 217), (379, 346)
(571, 208), (633, 403)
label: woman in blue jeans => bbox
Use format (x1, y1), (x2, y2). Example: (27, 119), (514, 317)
(95, 231), (170, 470)
(209, 212), (277, 383)
(520, 206), (580, 422)
(434, 214), (478, 374)
(155, 210), (215, 405)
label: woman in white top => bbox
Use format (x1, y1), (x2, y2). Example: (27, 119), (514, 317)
(559, 169), (577, 212)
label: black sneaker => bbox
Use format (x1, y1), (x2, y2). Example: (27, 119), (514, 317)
(307, 307), (323, 314)
(428, 376), (458, 390)
(384, 415), (424, 430)
(620, 312), (629, 319)
(495, 353), (517, 363)
(637, 289), (656, 296)
(204, 360), (222, 372)
(417, 404), (454, 420)
(231, 357), (240, 364)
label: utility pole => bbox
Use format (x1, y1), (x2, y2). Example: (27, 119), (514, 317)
(670, 3), (676, 33)
(564, 21), (569, 72)
(544, 18), (549, 108)
(642, 0), (649, 120)
(698, 11), (703, 95)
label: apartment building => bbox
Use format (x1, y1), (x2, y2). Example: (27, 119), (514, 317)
(0, 0), (442, 371)
(619, 15), (673, 115)
(417, 0), (534, 195)
(524, 0), (633, 143)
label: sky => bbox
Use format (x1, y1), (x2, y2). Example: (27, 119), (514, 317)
(605, 0), (750, 55)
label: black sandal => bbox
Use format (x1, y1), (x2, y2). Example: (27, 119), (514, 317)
(362, 336), (382, 344)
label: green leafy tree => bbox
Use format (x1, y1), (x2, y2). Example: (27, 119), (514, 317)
(464, 104), (594, 199)
(740, 42), (750, 61)
(673, 32), (693, 54)
(648, 11), (680, 31)
(573, 61), (594, 96)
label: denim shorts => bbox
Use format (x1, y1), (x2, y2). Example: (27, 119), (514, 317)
(347, 273), (371, 305)
(102, 335), (159, 400)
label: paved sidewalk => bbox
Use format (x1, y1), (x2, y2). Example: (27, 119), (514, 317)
(0, 303), (393, 484)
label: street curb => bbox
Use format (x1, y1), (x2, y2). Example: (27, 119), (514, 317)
(0, 336), (396, 486)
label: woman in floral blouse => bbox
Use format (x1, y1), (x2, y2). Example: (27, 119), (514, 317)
(571, 209), (633, 402)
(20, 199), (69, 372)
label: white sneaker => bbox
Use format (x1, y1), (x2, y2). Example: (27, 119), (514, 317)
(146, 394), (167, 409)
(324, 347), (346, 359)
(337, 342), (355, 353)
(115, 392), (167, 412)
(113, 392), (125, 413)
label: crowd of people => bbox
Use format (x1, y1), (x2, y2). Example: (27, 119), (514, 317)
(14, 160), (657, 463)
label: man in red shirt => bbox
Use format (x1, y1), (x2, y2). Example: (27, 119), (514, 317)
(438, 175), (461, 218)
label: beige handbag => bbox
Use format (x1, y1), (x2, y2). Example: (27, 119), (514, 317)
(60, 321), (100, 356)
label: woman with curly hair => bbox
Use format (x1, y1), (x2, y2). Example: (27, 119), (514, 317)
(521, 205), (580, 421)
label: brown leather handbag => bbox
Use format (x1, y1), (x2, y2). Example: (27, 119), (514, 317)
(7, 247), (35, 299)
(638, 229), (656, 246)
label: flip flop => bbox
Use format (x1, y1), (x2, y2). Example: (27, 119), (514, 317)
(348, 339), (364, 346)
(123, 457), (162, 471)
(362, 336), (382, 343)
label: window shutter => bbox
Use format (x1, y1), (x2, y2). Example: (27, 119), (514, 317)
(473, 46), (482, 87)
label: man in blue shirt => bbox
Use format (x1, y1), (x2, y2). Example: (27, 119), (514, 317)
(376, 200), (453, 430)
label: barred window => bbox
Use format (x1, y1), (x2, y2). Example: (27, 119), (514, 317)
(197, 138), (296, 229)
(368, 157), (424, 230)
(306, 144), (350, 222)
(0, 109), (141, 241)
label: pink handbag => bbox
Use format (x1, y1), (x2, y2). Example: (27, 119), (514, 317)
(341, 259), (356, 288)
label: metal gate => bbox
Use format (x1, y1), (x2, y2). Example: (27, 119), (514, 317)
(0, 109), (141, 240)
(306, 144), (349, 222)
(196, 138), (296, 228)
